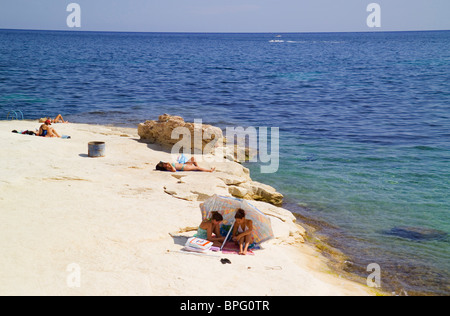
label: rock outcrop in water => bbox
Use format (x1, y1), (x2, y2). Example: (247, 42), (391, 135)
(138, 114), (224, 155)
(138, 114), (256, 162)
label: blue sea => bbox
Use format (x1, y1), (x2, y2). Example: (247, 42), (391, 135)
(1, 29), (449, 295)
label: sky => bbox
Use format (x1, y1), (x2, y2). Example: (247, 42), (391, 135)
(0, 0), (449, 33)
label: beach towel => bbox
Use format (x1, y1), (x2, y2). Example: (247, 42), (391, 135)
(221, 243), (255, 255)
(12, 130), (36, 136)
(12, 130), (71, 139)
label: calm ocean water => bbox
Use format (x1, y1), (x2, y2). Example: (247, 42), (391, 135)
(1, 29), (449, 295)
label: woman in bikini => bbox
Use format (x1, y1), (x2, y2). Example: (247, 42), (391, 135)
(232, 209), (254, 255)
(156, 157), (216, 173)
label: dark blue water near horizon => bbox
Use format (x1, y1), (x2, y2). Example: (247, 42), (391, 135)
(1, 29), (449, 295)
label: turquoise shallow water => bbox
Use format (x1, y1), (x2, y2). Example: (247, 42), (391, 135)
(0, 29), (449, 295)
(248, 135), (449, 295)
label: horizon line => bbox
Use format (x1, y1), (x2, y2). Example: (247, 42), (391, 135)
(1, 27), (449, 35)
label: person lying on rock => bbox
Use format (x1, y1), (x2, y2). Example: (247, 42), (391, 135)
(52, 114), (69, 123)
(40, 114), (69, 124)
(156, 157), (216, 173)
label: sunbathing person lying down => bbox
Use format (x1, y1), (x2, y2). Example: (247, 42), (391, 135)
(156, 157), (216, 173)
(39, 114), (69, 124)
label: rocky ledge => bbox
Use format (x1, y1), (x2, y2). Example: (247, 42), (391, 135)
(139, 115), (284, 206)
(164, 165), (284, 207)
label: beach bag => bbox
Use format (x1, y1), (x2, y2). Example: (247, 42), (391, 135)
(185, 237), (213, 251)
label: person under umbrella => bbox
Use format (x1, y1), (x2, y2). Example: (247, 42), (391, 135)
(200, 195), (274, 254)
(232, 209), (254, 255)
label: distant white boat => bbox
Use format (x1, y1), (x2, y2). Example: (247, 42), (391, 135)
(269, 35), (284, 43)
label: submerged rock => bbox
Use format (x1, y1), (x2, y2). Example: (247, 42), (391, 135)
(384, 226), (448, 242)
